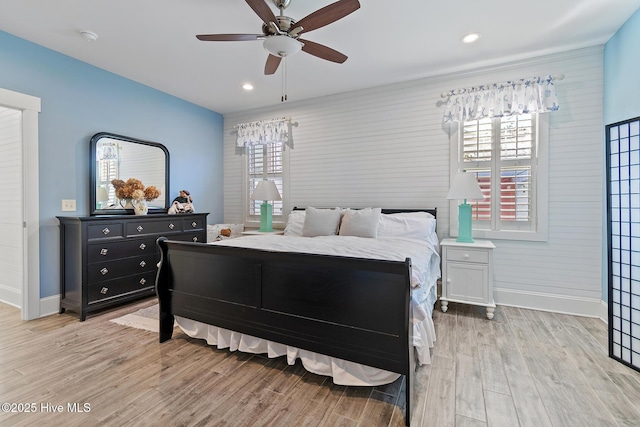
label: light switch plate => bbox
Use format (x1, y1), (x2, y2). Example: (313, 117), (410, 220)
(61, 199), (76, 211)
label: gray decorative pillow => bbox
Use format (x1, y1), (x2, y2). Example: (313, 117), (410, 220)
(339, 207), (382, 238)
(302, 207), (341, 237)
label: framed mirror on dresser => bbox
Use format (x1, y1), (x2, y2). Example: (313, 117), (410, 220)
(58, 132), (208, 321)
(89, 132), (170, 215)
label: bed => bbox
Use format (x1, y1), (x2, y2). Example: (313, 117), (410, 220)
(155, 207), (440, 425)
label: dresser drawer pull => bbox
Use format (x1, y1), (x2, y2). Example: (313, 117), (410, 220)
(137, 225), (144, 232)
(139, 243), (146, 250)
(139, 261), (146, 268)
(100, 248), (108, 256)
(140, 278), (147, 285)
(192, 221), (197, 228)
(169, 223), (175, 230)
(100, 287), (109, 294)
(100, 268), (109, 275)
(102, 227), (110, 235)
(193, 237), (198, 242)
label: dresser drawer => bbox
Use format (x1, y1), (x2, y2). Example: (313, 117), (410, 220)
(87, 273), (156, 304)
(446, 248), (489, 264)
(88, 254), (157, 283)
(126, 219), (182, 236)
(170, 231), (206, 243)
(88, 237), (156, 263)
(87, 222), (124, 240)
(182, 216), (206, 231)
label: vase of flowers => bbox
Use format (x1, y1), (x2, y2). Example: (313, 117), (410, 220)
(111, 178), (161, 214)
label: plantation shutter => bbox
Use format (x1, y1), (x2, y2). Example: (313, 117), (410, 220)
(248, 141), (283, 219)
(462, 114), (536, 232)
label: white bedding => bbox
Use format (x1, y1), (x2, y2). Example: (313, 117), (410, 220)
(175, 234), (441, 386)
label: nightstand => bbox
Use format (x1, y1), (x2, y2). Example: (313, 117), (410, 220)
(241, 230), (284, 236)
(440, 238), (496, 319)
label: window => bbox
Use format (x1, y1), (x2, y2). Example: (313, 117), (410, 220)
(246, 141), (284, 225)
(450, 113), (549, 241)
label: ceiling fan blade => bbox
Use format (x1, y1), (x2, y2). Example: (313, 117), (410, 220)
(291, 0), (360, 35)
(196, 34), (263, 41)
(264, 54), (282, 75)
(299, 39), (348, 63)
(245, 0), (278, 25)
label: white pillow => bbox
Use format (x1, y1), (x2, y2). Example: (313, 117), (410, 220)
(377, 212), (436, 243)
(302, 207), (341, 237)
(284, 210), (306, 236)
(339, 208), (382, 238)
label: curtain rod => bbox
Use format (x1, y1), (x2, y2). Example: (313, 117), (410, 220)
(440, 74), (565, 99)
(233, 117), (292, 129)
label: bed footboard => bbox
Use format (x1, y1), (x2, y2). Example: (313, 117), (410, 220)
(155, 237), (416, 425)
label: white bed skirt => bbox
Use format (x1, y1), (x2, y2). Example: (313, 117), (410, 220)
(175, 293), (436, 387)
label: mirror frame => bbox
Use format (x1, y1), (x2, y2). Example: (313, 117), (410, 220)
(90, 132), (170, 215)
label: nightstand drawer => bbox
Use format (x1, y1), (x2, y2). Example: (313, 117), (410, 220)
(446, 248), (489, 264)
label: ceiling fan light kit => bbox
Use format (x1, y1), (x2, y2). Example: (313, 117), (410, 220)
(263, 35), (303, 57)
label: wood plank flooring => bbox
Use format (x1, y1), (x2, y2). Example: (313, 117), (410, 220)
(1, 299), (639, 426)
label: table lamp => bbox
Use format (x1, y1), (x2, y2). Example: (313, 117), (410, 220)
(447, 171), (484, 243)
(250, 180), (282, 232)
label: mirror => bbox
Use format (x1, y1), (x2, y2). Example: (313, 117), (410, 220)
(90, 132), (170, 215)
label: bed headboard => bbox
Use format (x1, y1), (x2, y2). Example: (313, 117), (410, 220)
(292, 207), (437, 219)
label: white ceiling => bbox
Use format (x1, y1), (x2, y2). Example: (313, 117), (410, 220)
(1, 0), (638, 114)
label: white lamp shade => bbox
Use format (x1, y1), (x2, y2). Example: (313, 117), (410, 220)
(447, 172), (484, 200)
(250, 180), (282, 201)
(263, 35), (303, 57)
(96, 186), (109, 202)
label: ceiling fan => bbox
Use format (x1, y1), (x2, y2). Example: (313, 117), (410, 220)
(196, 0), (361, 75)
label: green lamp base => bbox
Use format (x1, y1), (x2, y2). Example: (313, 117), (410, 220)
(259, 201), (273, 232)
(457, 201), (475, 243)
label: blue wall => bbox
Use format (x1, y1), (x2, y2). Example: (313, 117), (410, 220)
(603, 7), (640, 301)
(0, 30), (224, 299)
(604, 8), (640, 125)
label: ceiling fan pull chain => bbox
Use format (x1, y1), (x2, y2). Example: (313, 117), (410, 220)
(281, 56), (288, 102)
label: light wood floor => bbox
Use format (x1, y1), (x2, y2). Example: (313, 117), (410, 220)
(1, 299), (639, 427)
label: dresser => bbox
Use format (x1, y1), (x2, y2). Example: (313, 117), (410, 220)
(57, 213), (208, 321)
(440, 238), (496, 319)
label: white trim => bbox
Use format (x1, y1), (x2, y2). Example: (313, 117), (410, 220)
(0, 87), (41, 321)
(494, 287), (603, 318)
(0, 283), (21, 308)
(598, 299), (608, 324)
(40, 294), (61, 318)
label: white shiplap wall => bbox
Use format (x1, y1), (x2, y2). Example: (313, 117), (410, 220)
(223, 46), (605, 316)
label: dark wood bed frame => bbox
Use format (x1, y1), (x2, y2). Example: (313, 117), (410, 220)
(155, 208), (436, 426)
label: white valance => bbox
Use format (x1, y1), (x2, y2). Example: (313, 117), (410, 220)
(443, 75), (561, 123)
(236, 117), (289, 147)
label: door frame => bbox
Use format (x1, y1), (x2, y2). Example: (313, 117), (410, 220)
(0, 87), (41, 320)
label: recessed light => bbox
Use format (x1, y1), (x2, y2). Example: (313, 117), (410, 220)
(242, 83), (254, 91)
(461, 33), (480, 44)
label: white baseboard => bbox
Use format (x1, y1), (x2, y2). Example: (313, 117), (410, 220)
(494, 287), (604, 318)
(598, 299), (608, 324)
(0, 284), (21, 309)
(40, 294), (61, 317)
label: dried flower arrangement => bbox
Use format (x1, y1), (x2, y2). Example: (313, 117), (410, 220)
(111, 178), (161, 202)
